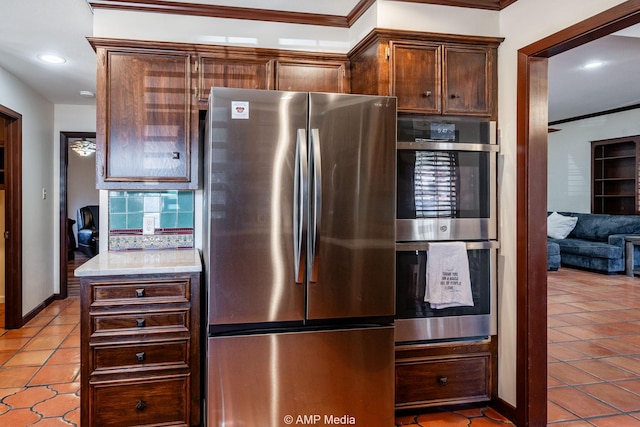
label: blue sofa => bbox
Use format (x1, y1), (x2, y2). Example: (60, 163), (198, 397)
(548, 212), (640, 274)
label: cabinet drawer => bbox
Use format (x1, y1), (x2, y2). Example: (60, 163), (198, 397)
(93, 311), (188, 334)
(92, 377), (188, 426)
(92, 281), (189, 304)
(395, 355), (489, 407)
(94, 341), (188, 370)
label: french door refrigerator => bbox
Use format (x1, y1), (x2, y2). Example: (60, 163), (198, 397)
(203, 87), (397, 427)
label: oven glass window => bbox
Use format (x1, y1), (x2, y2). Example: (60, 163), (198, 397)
(396, 249), (491, 319)
(398, 151), (490, 219)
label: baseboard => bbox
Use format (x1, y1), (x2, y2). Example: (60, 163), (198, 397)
(491, 398), (517, 425)
(22, 294), (56, 326)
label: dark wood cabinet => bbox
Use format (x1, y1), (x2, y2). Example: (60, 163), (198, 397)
(443, 45), (493, 116)
(80, 272), (201, 427)
(94, 43), (198, 190)
(591, 136), (640, 214)
(351, 30), (501, 118)
(395, 339), (496, 410)
(275, 60), (348, 93)
(390, 42), (441, 114)
(197, 56), (271, 103)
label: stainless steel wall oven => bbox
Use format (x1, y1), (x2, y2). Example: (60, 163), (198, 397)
(395, 241), (498, 342)
(395, 117), (498, 343)
(397, 117), (498, 241)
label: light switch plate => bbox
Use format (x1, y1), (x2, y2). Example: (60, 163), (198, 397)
(143, 215), (155, 235)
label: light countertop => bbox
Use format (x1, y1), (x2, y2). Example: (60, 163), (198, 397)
(74, 249), (202, 277)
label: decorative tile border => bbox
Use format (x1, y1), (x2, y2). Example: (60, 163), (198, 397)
(109, 228), (194, 251)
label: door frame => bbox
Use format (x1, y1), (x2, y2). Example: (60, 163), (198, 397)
(516, 1), (640, 425)
(0, 104), (23, 329)
(59, 131), (96, 299)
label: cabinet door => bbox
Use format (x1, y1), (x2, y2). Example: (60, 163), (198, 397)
(443, 46), (492, 116)
(197, 57), (270, 103)
(391, 42), (441, 114)
(98, 50), (193, 187)
(275, 60), (347, 93)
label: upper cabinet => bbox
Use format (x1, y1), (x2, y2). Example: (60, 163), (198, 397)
(90, 32), (498, 190)
(442, 45), (493, 116)
(275, 60), (348, 93)
(93, 41), (198, 190)
(195, 55), (347, 106)
(351, 30), (502, 118)
(390, 42), (442, 114)
(196, 56), (271, 104)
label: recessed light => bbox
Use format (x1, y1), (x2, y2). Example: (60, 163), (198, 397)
(80, 90), (95, 97)
(581, 60), (604, 70)
(38, 53), (66, 64)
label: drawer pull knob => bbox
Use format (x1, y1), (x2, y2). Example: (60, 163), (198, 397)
(451, 93), (461, 99)
(438, 376), (448, 386)
(135, 288), (145, 298)
(136, 352), (145, 362)
(136, 319), (146, 328)
(423, 91), (432, 97)
(135, 400), (147, 411)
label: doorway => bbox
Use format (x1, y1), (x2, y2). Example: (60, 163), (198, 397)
(0, 104), (23, 329)
(59, 131), (96, 299)
(517, 2), (640, 426)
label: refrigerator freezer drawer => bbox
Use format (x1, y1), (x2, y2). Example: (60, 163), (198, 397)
(207, 326), (394, 427)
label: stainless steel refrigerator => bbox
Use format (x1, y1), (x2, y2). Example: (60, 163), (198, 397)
(203, 87), (396, 427)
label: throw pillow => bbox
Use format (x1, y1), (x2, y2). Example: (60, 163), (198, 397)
(547, 212), (578, 239)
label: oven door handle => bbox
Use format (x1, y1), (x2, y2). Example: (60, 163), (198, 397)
(396, 241), (500, 252)
(397, 141), (500, 152)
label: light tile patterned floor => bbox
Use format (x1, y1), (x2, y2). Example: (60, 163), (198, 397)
(0, 298), (80, 425)
(547, 267), (640, 425)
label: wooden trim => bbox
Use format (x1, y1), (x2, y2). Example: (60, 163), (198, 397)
(520, 0), (640, 57)
(347, 0), (377, 26)
(22, 295), (55, 326)
(88, 0), (350, 28)
(549, 103), (640, 126)
(500, 0), (518, 9)
(348, 27), (504, 58)
(0, 104), (22, 329)
(387, 0), (503, 11)
(516, 1), (640, 425)
(88, 37), (351, 62)
(516, 53), (548, 427)
(491, 398), (517, 424)
(59, 131), (96, 301)
(88, 0), (519, 28)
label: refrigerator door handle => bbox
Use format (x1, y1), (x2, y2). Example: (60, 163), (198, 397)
(294, 128), (307, 284)
(309, 128), (322, 283)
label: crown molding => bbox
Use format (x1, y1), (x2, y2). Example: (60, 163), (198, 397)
(88, 0), (350, 27)
(387, 0), (516, 11)
(88, 0), (519, 28)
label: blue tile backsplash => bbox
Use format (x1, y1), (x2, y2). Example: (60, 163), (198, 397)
(108, 190), (194, 250)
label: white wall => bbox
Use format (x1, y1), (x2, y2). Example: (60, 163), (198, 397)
(498, 0), (628, 406)
(0, 65), (55, 315)
(53, 104), (97, 292)
(548, 109), (640, 213)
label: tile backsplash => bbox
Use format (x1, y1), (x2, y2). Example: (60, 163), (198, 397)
(108, 190), (194, 250)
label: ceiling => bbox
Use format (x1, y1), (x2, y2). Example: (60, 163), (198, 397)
(0, 0), (638, 122)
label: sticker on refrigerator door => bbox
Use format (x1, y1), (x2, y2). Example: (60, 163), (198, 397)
(231, 101), (249, 119)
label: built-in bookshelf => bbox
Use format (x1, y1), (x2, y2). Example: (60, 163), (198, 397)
(591, 135), (640, 214)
